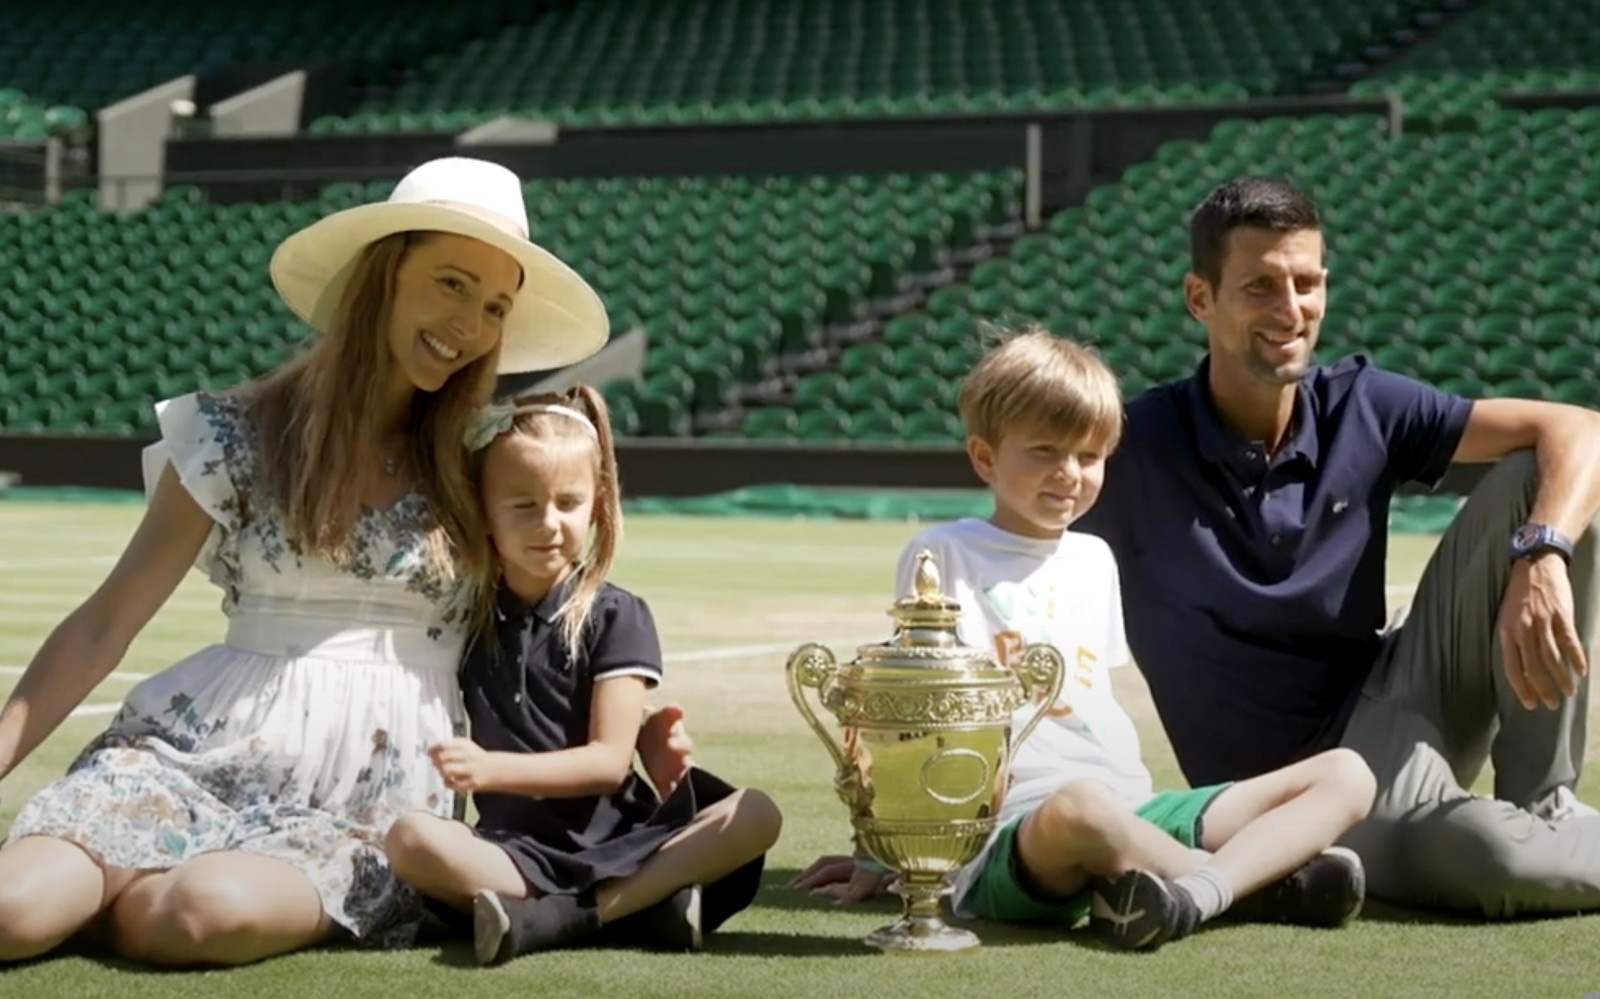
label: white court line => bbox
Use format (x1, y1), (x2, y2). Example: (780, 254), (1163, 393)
(0, 667), (149, 681)
(664, 638), (878, 663)
(0, 666), (145, 721)
(0, 637), (876, 723)
(0, 556), (118, 570)
(12, 596), (1436, 719)
(0, 636), (850, 681)
(0, 544), (894, 571)
(69, 704), (122, 718)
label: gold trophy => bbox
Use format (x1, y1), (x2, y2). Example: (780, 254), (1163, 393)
(785, 550), (1065, 952)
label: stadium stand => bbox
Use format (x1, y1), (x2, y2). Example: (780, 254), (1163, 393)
(311, 0), (1451, 132)
(0, 1), (541, 139)
(725, 104), (1600, 441)
(1, 0), (1596, 451)
(0, 170), (1020, 435)
(1351, 0), (1600, 120)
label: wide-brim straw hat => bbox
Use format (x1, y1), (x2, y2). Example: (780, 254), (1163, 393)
(269, 156), (608, 374)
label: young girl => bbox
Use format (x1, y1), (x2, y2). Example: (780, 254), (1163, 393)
(383, 385), (781, 964)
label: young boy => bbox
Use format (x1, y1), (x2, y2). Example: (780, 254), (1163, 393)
(894, 328), (1376, 950)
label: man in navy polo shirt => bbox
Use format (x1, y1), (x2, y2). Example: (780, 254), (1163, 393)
(1074, 175), (1600, 918)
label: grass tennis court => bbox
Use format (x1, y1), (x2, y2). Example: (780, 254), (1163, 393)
(1, 500), (1597, 997)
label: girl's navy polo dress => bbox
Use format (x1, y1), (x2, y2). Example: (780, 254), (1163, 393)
(460, 578), (763, 930)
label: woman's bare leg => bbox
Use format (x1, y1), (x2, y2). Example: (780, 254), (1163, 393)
(0, 836), (124, 962)
(108, 852), (336, 967)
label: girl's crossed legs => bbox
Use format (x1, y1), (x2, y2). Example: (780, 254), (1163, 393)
(386, 787), (782, 960)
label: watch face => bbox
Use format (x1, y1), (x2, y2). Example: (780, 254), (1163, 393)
(1514, 525), (1542, 551)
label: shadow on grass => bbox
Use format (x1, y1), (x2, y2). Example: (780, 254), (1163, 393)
(418, 868), (1089, 966)
(1348, 897), (1586, 928)
(753, 867), (902, 914)
(748, 867), (1100, 952)
(425, 929), (875, 966)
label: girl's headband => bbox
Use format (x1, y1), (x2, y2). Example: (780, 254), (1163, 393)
(465, 401), (597, 452)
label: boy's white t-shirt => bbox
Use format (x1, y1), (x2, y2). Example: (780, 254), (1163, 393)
(891, 518), (1155, 912)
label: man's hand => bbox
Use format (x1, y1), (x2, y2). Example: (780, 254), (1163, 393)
(1497, 554), (1588, 710)
(429, 738), (502, 794)
(638, 703), (694, 799)
(787, 854), (893, 905)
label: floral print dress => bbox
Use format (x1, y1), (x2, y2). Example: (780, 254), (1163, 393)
(5, 391), (473, 948)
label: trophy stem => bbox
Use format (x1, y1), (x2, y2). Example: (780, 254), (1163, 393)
(863, 872), (980, 953)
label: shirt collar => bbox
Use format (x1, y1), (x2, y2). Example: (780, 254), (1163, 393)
(496, 570), (579, 626)
(1183, 355), (1320, 473)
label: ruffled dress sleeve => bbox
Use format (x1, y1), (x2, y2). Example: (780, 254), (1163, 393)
(138, 391), (250, 576)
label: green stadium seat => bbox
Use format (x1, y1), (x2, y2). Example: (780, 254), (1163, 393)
(1468, 313), (1531, 347)
(796, 405), (851, 440)
(889, 371), (955, 415)
(839, 370), (897, 413)
(791, 372), (846, 408)
(839, 342), (894, 380)
(901, 409), (964, 443)
(743, 407), (799, 439)
(846, 407), (906, 442)
(1482, 344), (1542, 380)
(636, 389), (691, 437)
(1529, 315), (1593, 347)
(1540, 345), (1599, 380)
(1554, 381), (1600, 409)
(1489, 376), (1555, 401)
(1422, 344), (1484, 383)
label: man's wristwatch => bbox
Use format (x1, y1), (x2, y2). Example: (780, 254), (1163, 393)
(1509, 522), (1575, 564)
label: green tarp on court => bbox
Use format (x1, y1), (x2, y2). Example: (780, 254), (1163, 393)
(0, 482), (1462, 534)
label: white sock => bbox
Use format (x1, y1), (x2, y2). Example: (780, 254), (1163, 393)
(1172, 867), (1234, 922)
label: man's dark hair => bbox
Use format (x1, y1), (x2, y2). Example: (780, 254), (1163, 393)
(1189, 176), (1321, 287)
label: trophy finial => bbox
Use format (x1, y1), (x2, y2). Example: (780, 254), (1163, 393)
(890, 549), (961, 638)
(912, 549), (942, 603)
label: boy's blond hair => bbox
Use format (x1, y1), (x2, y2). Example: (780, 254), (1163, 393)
(958, 326), (1124, 449)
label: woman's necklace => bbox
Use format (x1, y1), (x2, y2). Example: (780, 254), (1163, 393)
(383, 453), (400, 478)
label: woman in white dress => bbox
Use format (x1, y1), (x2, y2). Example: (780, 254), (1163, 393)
(0, 157), (689, 967)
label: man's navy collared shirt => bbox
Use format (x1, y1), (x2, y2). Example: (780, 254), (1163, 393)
(1075, 354), (1473, 787)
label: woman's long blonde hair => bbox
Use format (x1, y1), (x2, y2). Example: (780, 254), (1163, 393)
(248, 231), (501, 582)
(471, 384), (623, 660)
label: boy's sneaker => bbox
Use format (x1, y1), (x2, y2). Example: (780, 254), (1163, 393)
(603, 885), (704, 952)
(1230, 846), (1366, 928)
(1088, 869), (1202, 951)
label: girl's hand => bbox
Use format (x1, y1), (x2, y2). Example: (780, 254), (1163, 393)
(638, 703), (694, 798)
(429, 738), (501, 794)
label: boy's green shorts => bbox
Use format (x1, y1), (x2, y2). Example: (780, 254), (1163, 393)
(964, 783), (1232, 925)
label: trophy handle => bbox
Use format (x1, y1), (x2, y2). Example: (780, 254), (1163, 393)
(1010, 643), (1067, 748)
(784, 642), (849, 773)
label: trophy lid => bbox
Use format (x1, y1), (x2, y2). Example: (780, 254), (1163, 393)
(891, 549), (963, 631)
(845, 548), (1005, 674)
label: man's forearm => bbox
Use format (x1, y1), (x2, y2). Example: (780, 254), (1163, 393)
(1527, 410), (1600, 541)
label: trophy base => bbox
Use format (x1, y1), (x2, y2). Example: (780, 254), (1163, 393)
(863, 919), (981, 953)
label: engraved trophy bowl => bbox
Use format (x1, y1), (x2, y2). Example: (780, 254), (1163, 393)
(785, 550), (1065, 952)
